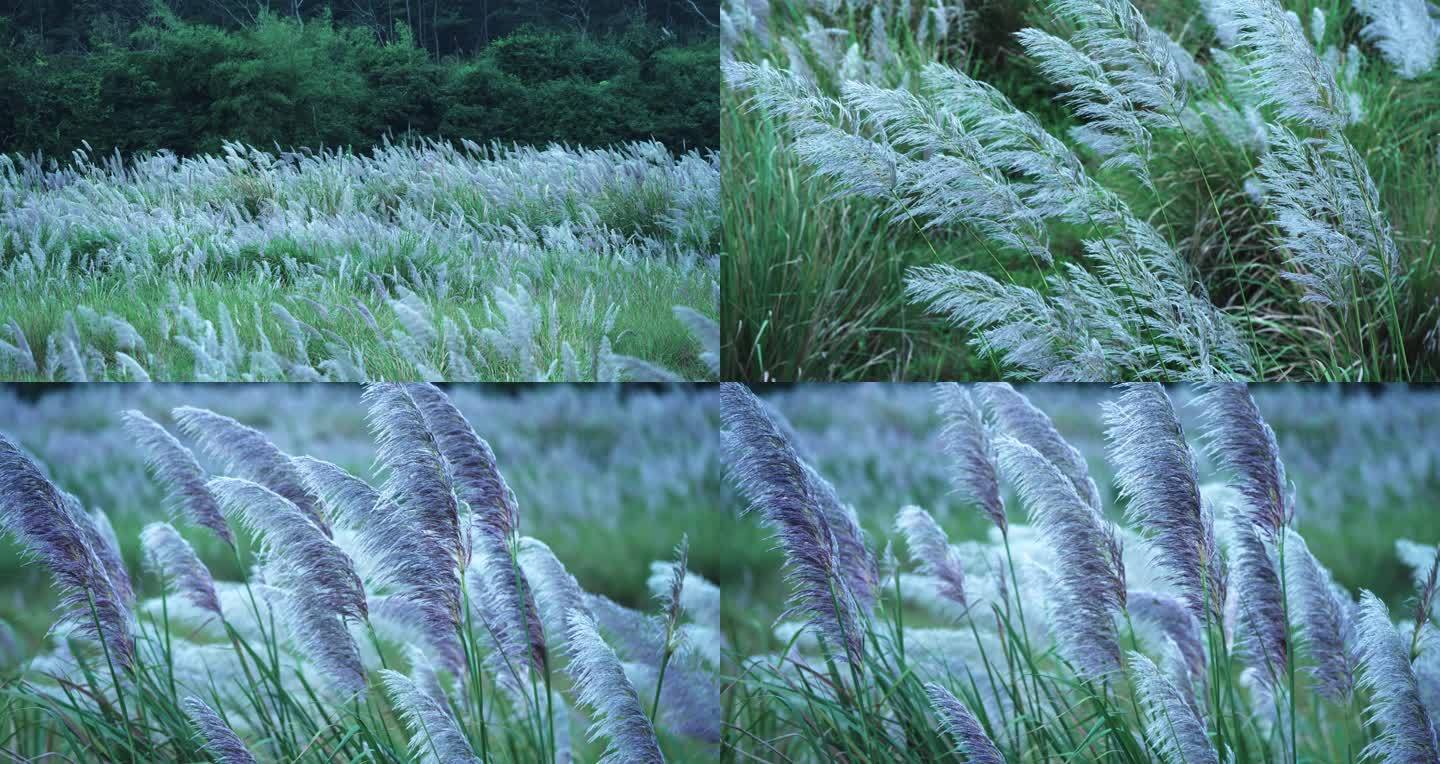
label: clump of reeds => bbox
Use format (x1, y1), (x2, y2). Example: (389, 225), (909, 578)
(724, 381), (1440, 762)
(0, 383), (716, 762)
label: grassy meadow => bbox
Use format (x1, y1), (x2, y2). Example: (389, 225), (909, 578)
(0, 383), (729, 761)
(720, 382), (1440, 761)
(0, 141), (719, 382)
(722, 0), (1440, 381)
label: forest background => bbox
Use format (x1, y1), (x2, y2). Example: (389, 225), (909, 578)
(0, 0), (720, 156)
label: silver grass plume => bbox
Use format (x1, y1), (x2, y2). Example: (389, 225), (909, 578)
(1354, 591), (1440, 763)
(1018, 0), (1201, 186)
(519, 536), (592, 645)
(1129, 651), (1219, 764)
(1197, 383), (1291, 537)
(292, 456), (378, 532)
(895, 506), (967, 612)
(995, 436), (1124, 677)
(1353, 0), (1440, 79)
(925, 682), (1004, 764)
(1283, 529), (1355, 701)
(182, 696), (259, 764)
(141, 522), (221, 617)
(1228, 0), (1350, 131)
(209, 477), (368, 695)
(1255, 124), (1400, 310)
(1104, 383), (1225, 623)
(1129, 590), (1208, 683)
(980, 383), (1103, 512)
(380, 669), (483, 764)
(934, 384), (1005, 533)
(80, 501), (134, 607)
(566, 610), (666, 764)
(406, 382), (547, 675)
(123, 410), (233, 547)
(174, 406), (329, 537)
(721, 383), (868, 664)
(362, 383), (470, 673)
(761, 395), (880, 601)
(657, 534), (690, 657)
(1231, 525), (1289, 689)
(0, 436), (135, 668)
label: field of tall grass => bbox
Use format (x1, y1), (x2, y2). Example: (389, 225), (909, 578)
(0, 140), (719, 382)
(722, 0), (1440, 381)
(0, 383), (724, 761)
(720, 382), (1440, 761)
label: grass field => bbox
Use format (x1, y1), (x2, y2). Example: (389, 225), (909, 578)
(0, 383), (729, 762)
(0, 140), (719, 382)
(720, 382), (1440, 761)
(722, 0), (1440, 381)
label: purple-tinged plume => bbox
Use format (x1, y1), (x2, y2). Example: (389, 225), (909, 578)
(1129, 651), (1219, 764)
(1283, 529), (1355, 701)
(362, 384), (471, 673)
(758, 393), (879, 611)
(76, 499), (134, 607)
(122, 410), (233, 547)
(935, 384), (1006, 533)
(182, 696), (258, 764)
(406, 382), (518, 539)
(1197, 383), (1291, 536)
(1128, 589), (1207, 682)
(208, 477), (366, 622)
(380, 668), (483, 764)
(518, 536), (592, 643)
(895, 505), (967, 612)
(995, 436), (1124, 678)
(209, 477), (368, 696)
(1104, 383), (1225, 624)
(0, 436), (135, 669)
(403, 383), (547, 677)
(173, 406), (329, 537)
(925, 682), (1003, 764)
(979, 383), (1102, 512)
(292, 456), (378, 532)
(1354, 591), (1440, 763)
(721, 383), (868, 664)
(565, 610), (667, 764)
(142, 522), (221, 617)
(1231, 525), (1288, 689)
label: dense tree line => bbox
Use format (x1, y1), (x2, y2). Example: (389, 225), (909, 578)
(0, 0), (718, 55)
(0, 7), (718, 157)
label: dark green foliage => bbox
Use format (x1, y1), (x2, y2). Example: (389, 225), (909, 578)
(0, 12), (718, 157)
